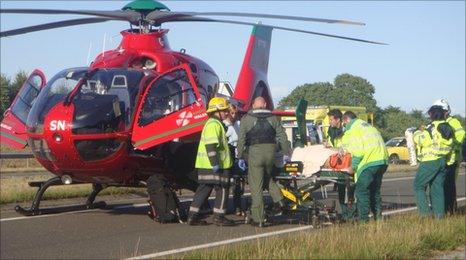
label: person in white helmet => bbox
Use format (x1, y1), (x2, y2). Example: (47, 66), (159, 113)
(433, 99), (465, 215)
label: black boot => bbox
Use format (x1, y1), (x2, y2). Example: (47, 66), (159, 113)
(213, 214), (235, 226)
(187, 212), (208, 226)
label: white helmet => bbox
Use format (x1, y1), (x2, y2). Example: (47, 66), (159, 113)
(433, 99), (450, 114)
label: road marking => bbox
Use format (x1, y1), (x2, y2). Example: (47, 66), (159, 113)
(128, 197), (466, 259)
(127, 225), (315, 260)
(383, 197), (466, 215)
(384, 172), (465, 182)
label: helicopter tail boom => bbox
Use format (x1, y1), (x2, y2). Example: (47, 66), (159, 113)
(233, 25), (274, 111)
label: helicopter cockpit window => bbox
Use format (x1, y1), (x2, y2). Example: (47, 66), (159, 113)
(27, 68), (87, 133)
(138, 69), (197, 126)
(72, 69), (144, 134)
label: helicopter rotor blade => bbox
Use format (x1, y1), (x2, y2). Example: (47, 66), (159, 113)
(0, 17), (113, 38)
(0, 8), (141, 22)
(166, 17), (387, 45)
(153, 11), (365, 26)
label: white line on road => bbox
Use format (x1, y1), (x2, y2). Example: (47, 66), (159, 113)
(384, 172), (465, 182)
(127, 225), (315, 260)
(128, 197), (466, 259)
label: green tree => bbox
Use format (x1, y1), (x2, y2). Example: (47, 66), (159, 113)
(378, 106), (428, 141)
(0, 74), (11, 117)
(278, 73), (378, 112)
(8, 70), (28, 103)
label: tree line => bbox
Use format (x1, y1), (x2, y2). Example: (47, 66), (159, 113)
(278, 73), (465, 141)
(1, 71), (28, 118)
(1, 71), (464, 141)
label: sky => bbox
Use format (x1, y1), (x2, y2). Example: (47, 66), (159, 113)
(1, 1), (465, 115)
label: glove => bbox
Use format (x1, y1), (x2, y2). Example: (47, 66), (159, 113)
(212, 165), (221, 173)
(238, 159), (247, 171)
(283, 155), (291, 163)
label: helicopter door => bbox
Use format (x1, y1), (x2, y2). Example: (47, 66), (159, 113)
(132, 64), (208, 150)
(1, 70), (46, 149)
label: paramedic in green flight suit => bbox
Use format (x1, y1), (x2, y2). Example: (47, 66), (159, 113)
(325, 109), (355, 221)
(237, 97), (292, 227)
(341, 111), (389, 223)
(413, 105), (454, 218)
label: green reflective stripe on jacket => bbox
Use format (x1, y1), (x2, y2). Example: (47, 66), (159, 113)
(195, 118), (232, 169)
(341, 119), (388, 182)
(446, 116), (465, 164)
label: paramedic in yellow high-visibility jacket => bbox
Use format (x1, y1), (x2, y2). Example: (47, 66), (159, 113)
(413, 105), (454, 219)
(341, 111), (389, 223)
(187, 97), (235, 226)
(432, 99), (465, 215)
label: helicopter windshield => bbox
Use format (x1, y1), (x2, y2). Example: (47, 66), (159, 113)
(72, 69), (144, 134)
(27, 68), (88, 133)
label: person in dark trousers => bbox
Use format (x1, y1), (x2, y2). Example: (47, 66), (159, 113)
(325, 109), (356, 222)
(187, 97), (235, 226)
(413, 105), (454, 218)
(237, 97), (292, 227)
(432, 99), (465, 215)
(341, 111), (389, 223)
(223, 104), (246, 216)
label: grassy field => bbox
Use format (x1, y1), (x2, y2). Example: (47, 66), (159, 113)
(183, 210), (466, 259)
(0, 144), (44, 170)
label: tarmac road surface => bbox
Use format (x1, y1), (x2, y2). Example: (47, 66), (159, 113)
(1, 169), (465, 259)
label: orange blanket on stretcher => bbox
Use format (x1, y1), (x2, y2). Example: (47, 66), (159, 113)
(290, 145), (351, 176)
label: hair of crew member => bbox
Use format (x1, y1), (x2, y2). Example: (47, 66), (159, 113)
(341, 110), (389, 223)
(236, 96), (292, 227)
(187, 97), (236, 226)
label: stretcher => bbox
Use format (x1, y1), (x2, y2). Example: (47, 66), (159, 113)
(274, 158), (354, 226)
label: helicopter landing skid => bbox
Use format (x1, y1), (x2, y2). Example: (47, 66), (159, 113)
(14, 177), (107, 216)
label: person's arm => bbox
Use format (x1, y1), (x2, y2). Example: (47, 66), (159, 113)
(203, 122), (221, 171)
(236, 116), (248, 159)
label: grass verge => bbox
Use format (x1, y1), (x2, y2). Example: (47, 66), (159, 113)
(0, 176), (145, 205)
(183, 210), (466, 259)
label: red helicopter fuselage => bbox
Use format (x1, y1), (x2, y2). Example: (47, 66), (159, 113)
(1, 27), (272, 190)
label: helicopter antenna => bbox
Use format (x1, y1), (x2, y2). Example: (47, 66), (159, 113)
(102, 32), (107, 57)
(86, 41), (92, 65)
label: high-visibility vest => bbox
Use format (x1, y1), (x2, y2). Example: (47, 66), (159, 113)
(446, 116), (465, 165)
(341, 119), (388, 182)
(195, 118), (232, 169)
(432, 120), (453, 156)
(414, 121), (453, 162)
(413, 129), (438, 162)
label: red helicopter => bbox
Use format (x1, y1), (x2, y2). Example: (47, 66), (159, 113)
(0, 0), (384, 216)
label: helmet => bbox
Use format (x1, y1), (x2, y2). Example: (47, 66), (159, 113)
(433, 99), (450, 114)
(206, 97), (229, 113)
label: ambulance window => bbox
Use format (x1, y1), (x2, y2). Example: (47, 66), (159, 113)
(139, 69), (196, 126)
